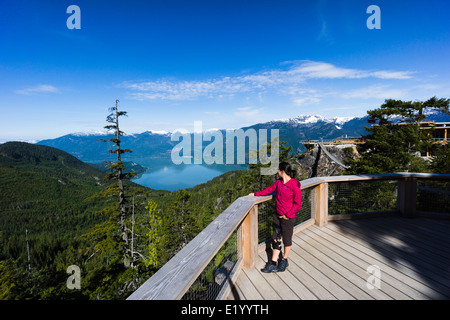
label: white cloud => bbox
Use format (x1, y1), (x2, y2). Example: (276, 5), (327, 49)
(15, 84), (60, 95)
(292, 61), (365, 79)
(322, 106), (359, 111)
(371, 70), (414, 80)
(233, 106), (263, 119)
(413, 84), (442, 91)
(122, 77), (250, 101)
(119, 60), (414, 101)
(204, 111), (220, 116)
(293, 96), (321, 106)
(339, 84), (408, 100)
(291, 61), (414, 80)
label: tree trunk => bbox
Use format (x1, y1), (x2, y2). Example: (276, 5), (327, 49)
(114, 99), (130, 268)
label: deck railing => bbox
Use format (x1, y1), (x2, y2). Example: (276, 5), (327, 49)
(127, 172), (450, 300)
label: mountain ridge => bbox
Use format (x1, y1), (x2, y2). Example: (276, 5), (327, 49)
(34, 114), (370, 163)
(23, 109), (450, 164)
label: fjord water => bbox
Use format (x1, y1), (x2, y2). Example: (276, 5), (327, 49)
(132, 157), (246, 191)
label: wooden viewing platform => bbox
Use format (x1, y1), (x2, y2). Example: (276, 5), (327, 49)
(230, 216), (450, 300)
(128, 173), (450, 301)
(300, 138), (364, 151)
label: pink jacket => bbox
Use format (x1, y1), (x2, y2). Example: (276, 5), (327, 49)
(255, 178), (302, 219)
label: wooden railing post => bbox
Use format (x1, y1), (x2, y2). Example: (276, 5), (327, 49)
(241, 204), (258, 269)
(313, 182), (328, 227)
(397, 176), (417, 218)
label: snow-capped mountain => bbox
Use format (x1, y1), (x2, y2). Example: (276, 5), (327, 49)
(240, 115), (370, 153)
(422, 107), (450, 122)
(367, 107), (450, 124)
(71, 130), (110, 137)
(35, 110), (449, 163)
(37, 130), (177, 162)
(140, 130), (171, 136)
(275, 114), (355, 126)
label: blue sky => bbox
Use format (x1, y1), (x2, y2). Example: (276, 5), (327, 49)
(1, 0), (449, 142)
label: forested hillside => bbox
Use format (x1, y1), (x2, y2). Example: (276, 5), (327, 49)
(0, 142), (109, 242)
(0, 142), (155, 299)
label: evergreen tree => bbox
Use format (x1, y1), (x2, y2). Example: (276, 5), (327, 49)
(103, 100), (135, 268)
(142, 199), (163, 269)
(346, 97), (450, 174)
(160, 190), (201, 262)
(430, 144), (450, 174)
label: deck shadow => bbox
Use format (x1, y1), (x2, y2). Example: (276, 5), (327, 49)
(331, 216), (450, 299)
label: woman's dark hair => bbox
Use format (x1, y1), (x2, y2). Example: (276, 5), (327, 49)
(278, 161), (297, 178)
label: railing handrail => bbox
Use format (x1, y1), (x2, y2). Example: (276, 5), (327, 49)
(299, 138), (363, 144)
(300, 172), (450, 189)
(127, 172), (450, 300)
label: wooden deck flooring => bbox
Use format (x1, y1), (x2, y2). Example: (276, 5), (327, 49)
(227, 216), (450, 300)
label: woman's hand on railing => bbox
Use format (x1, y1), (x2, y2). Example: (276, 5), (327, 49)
(248, 193), (255, 196)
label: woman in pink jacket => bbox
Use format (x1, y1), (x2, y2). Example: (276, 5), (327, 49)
(249, 161), (302, 273)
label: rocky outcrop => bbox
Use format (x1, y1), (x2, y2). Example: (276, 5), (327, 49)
(296, 145), (358, 178)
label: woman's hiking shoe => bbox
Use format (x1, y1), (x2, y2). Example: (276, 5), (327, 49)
(277, 258), (288, 272)
(261, 261), (278, 273)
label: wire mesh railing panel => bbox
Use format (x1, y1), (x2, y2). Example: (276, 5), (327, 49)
(257, 197), (276, 244)
(417, 180), (450, 215)
(296, 187), (312, 226)
(257, 187), (313, 244)
(181, 227), (240, 300)
(328, 180), (398, 216)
